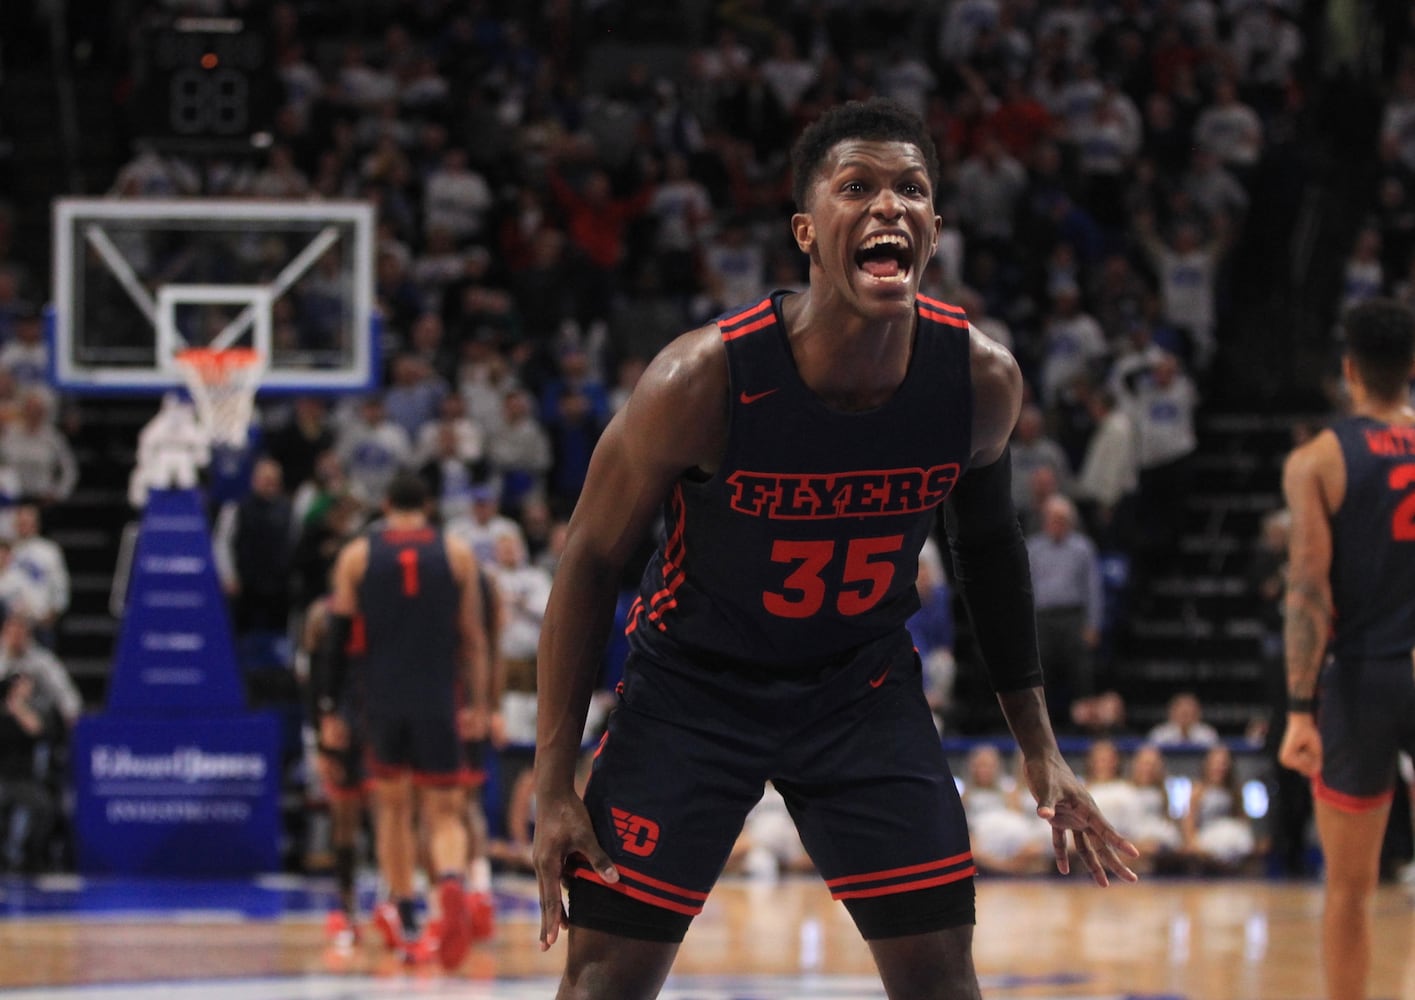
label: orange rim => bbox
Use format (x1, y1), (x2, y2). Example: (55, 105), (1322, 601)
(173, 347), (264, 382)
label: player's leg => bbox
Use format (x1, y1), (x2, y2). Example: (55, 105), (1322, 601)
(370, 771), (418, 942)
(557, 922), (681, 1000)
(365, 713), (422, 948)
(411, 717), (477, 968)
(461, 741), (496, 939)
(1313, 798), (1389, 1000)
(561, 653), (767, 998)
(783, 634), (980, 1000)
(324, 792), (364, 946)
(869, 927), (979, 1000)
(1312, 659), (1410, 1000)
(419, 784), (469, 879)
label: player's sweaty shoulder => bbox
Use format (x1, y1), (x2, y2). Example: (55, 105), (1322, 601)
(967, 325), (1023, 465)
(619, 323), (729, 468)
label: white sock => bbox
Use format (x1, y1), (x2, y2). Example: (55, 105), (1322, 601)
(468, 857), (492, 893)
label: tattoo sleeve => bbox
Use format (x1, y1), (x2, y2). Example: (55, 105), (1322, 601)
(1283, 577), (1331, 699)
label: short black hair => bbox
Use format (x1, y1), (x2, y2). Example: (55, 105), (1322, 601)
(790, 97), (940, 212)
(1342, 298), (1415, 401)
(385, 471), (430, 512)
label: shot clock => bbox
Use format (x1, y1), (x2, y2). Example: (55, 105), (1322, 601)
(135, 17), (278, 154)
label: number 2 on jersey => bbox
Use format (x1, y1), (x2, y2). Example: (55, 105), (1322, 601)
(397, 547), (420, 596)
(763, 535), (904, 618)
(1391, 463), (1415, 541)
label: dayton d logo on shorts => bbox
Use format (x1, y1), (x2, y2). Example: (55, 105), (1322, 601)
(611, 807), (660, 857)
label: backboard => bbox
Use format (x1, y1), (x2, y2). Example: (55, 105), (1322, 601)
(50, 198), (378, 395)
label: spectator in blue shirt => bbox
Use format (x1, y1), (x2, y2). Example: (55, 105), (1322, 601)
(1026, 495), (1103, 728)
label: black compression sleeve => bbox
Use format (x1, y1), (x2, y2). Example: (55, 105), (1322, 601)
(314, 614), (354, 714)
(942, 448), (1044, 693)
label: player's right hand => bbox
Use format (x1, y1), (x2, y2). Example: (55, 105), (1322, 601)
(532, 791), (619, 950)
(1278, 713), (1322, 777)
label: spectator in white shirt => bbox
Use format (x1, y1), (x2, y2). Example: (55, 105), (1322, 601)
(334, 394), (412, 507)
(336, 41), (396, 111)
(955, 135), (1028, 250)
(700, 216), (766, 313)
(1009, 404), (1074, 514)
(446, 483), (520, 568)
(485, 389), (553, 508)
(1119, 349), (1197, 546)
(423, 148), (494, 243)
(413, 392), (484, 470)
(759, 30), (817, 114)
(1135, 209), (1230, 373)
(9, 504), (68, 641)
(0, 613), (80, 728)
(1193, 77), (1263, 181)
(1, 391), (77, 505)
(0, 310), (49, 388)
(646, 152), (713, 295)
(1074, 388), (1139, 551)
(1040, 281), (1108, 408)
(1148, 692), (1220, 747)
(1229, 4), (1303, 100)
(1073, 82), (1142, 229)
(1339, 225), (1386, 315)
(0, 539), (46, 627)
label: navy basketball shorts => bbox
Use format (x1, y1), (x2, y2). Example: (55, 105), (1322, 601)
(569, 629), (975, 943)
(1315, 654), (1415, 811)
(363, 711), (471, 787)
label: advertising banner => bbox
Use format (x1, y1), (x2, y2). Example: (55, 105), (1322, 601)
(73, 713), (281, 875)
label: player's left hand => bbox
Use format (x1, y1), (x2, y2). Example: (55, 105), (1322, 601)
(1024, 751), (1141, 887)
(318, 714), (349, 751)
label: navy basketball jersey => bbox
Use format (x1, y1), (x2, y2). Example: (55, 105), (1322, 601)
(628, 291), (974, 667)
(357, 524), (462, 710)
(1328, 416), (1415, 660)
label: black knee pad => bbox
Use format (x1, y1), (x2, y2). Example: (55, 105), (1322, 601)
(844, 877), (976, 940)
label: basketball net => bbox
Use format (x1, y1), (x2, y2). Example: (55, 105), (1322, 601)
(173, 347), (265, 448)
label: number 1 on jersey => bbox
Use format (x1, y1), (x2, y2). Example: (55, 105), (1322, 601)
(397, 547), (420, 596)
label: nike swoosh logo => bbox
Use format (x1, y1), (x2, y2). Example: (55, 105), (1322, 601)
(868, 666), (891, 689)
(738, 388), (779, 404)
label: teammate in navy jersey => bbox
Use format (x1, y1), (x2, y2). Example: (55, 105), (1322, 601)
(532, 98), (1138, 1000)
(318, 472), (490, 970)
(1279, 298), (1415, 1000)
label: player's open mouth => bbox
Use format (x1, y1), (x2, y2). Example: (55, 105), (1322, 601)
(854, 233), (912, 284)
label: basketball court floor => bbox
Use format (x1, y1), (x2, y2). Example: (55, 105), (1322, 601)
(2, 872), (1414, 999)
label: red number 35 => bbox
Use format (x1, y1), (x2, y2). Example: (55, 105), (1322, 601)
(763, 535), (904, 619)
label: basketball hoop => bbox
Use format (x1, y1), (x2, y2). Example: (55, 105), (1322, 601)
(173, 347), (265, 448)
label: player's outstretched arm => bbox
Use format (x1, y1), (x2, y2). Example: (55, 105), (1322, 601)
(532, 326), (727, 950)
(946, 330), (1138, 886)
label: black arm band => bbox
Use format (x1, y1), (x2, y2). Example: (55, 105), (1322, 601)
(314, 614), (354, 715)
(943, 448), (1044, 693)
